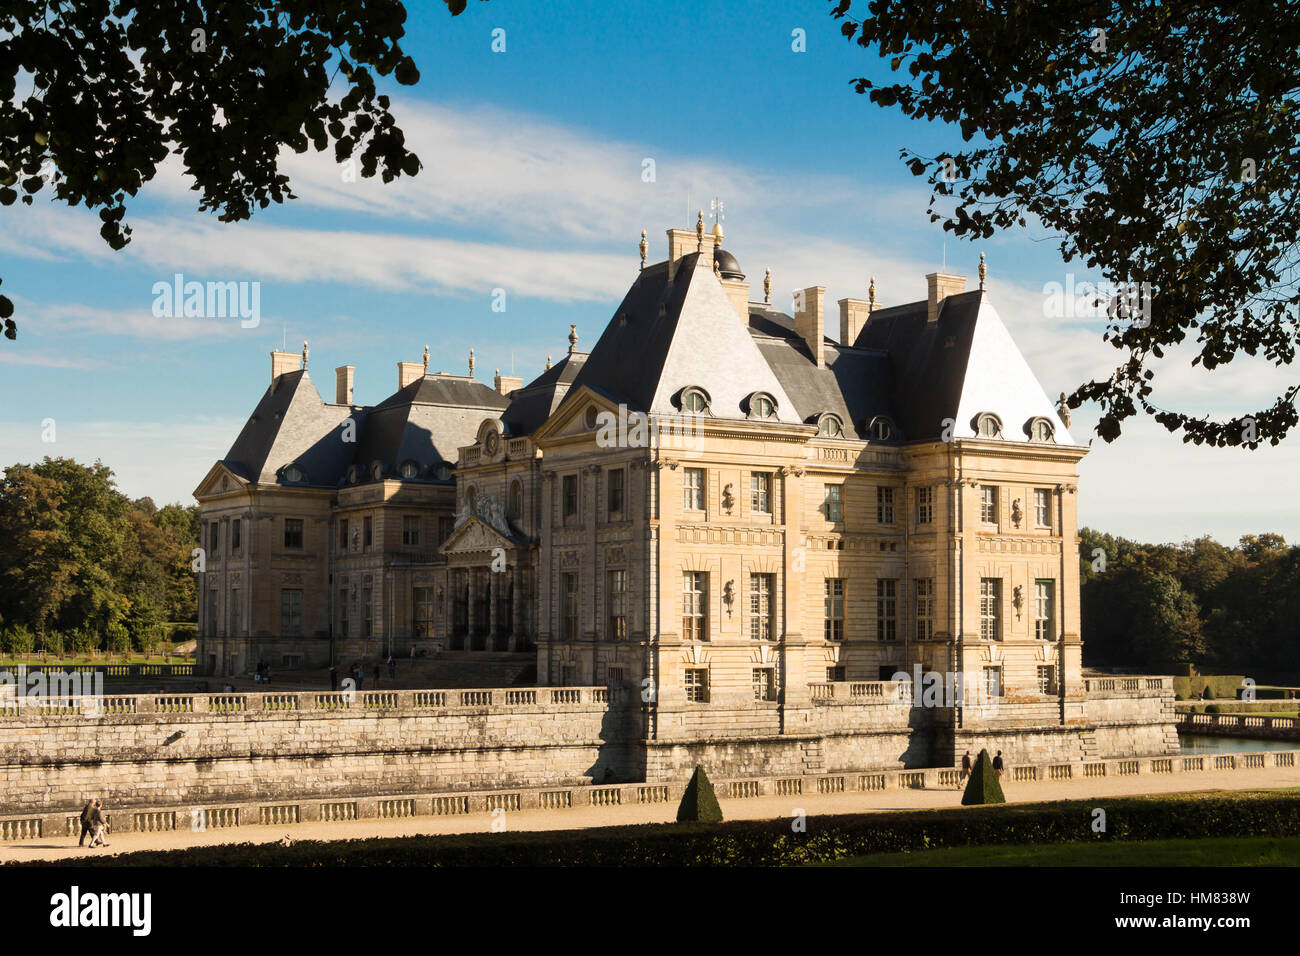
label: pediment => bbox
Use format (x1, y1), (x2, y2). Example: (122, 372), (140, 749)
(193, 462), (250, 500)
(531, 386), (623, 444)
(441, 516), (516, 556)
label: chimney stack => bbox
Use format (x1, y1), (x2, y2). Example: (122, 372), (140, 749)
(397, 361), (424, 390)
(270, 350), (301, 383)
(795, 286), (826, 367)
(335, 365), (354, 405)
(494, 369), (524, 396)
(838, 297), (872, 347)
(926, 272), (967, 324)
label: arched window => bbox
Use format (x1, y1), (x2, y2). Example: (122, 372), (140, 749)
(680, 387), (710, 414)
(399, 460), (419, 479)
(1026, 417), (1056, 443)
(867, 416), (898, 442)
(346, 465), (360, 485)
(817, 413), (845, 438)
(746, 391), (777, 419)
(434, 462), (453, 482)
(508, 480), (523, 520)
(974, 413), (1003, 438)
(464, 485), (477, 510)
(283, 464), (304, 483)
(371, 461), (385, 481)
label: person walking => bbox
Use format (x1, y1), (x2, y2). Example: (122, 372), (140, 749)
(992, 750), (1005, 779)
(959, 751), (972, 785)
(77, 798), (95, 847)
(88, 799), (109, 847)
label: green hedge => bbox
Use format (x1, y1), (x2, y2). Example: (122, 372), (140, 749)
(14, 791), (1300, 868)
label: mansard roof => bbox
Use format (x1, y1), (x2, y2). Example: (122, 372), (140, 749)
(559, 253), (800, 423)
(220, 370), (358, 486)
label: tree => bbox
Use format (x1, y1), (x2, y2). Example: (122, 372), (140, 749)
(832, 1), (1300, 447)
(960, 749), (1005, 806)
(0, 0), (482, 338)
(676, 765), (723, 823)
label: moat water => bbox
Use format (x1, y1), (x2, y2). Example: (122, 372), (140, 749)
(1178, 734), (1298, 754)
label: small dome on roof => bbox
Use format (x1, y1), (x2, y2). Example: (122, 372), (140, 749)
(714, 248), (744, 281)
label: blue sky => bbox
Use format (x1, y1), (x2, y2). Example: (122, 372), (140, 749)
(2, 0), (1296, 543)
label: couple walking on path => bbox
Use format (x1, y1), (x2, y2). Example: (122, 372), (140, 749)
(77, 797), (109, 848)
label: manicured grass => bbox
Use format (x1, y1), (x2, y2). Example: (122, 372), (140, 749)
(825, 834), (1300, 867)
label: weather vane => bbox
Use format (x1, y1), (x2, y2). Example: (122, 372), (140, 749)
(710, 196), (725, 228)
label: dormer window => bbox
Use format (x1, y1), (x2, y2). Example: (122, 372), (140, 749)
(282, 464), (304, 483)
(346, 465), (360, 485)
(434, 462), (453, 482)
(867, 416), (898, 442)
(974, 413), (1003, 439)
(746, 392), (777, 420)
(1026, 417), (1056, 443)
(371, 461), (385, 481)
(817, 413), (845, 438)
(680, 387), (710, 414)
(399, 461), (419, 479)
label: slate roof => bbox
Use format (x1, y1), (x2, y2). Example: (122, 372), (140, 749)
(500, 352), (587, 437)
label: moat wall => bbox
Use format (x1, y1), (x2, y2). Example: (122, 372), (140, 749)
(0, 683), (1178, 815)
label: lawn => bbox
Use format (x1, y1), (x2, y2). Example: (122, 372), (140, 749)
(825, 834), (1300, 867)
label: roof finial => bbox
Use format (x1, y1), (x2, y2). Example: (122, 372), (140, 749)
(301, 340), (309, 369)
(545, 354), (552, 371)
(868, 276), (876, 313)
(695, 209), (704, 251)
(979, 251), (987, 291)
(639, 228), (647, 270)
(714, 256), (721, 277)
(763, 267), (771, 305)
(568, 323), (578, 354)
(468, 348), (475, 378)
(422, 344), (429, 373)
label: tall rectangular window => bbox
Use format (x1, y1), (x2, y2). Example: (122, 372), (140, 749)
(750, 473), (771, 514)
(230, 589), (240, 635)
(916, 486), (933, 524)
(914, 578), (934, 641)
(363, 516), (373, 549)
(339, 518), (349, 551)
(438, 516), (454, 544)
(684, 668), (710, 703)
(280, 589), (302, 636)
(561, 572), (579, 640)
(824, 484), (843, 522)
(562, 474), (579, 519)
(402, 515), (420, 546)
(749, 573), (773, 641)
(876, 578), (898, 641)
(607, 468), (625, 515)
(682, 571), (708, 641)
(683, 468), (705, 511)
(284, 518), (303, 549)
(826, 666), (846, 682)
(979, 486), (997, 524)
(824, 578), (845, 641)
(1035, 579), (1055, 641)
(209, 522), (219, 554)
(983, 666), (1003, 698)
(877, 487), (895, 524)
(1037, 665), (1056, 694)
(607, 569), (627, 640)
(414, 587), (434, 638)
(362, 588), (372, 637)
(231, 519), (241, 553)
(339, 588), (349, 637)
(752, 668), (776, 702)
(1034, 488), (1052, 527)
(979, 578), (1001, 640)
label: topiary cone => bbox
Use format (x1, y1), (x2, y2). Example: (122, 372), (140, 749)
(960, 748), (1006, 806)
(676, 764), (723, 823)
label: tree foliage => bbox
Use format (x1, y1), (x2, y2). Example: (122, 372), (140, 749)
(0, 0), (481, 337)
(0, 458), (198, 654)
(1079, 526), (1300, 672)
(831, 0), (1300, 447)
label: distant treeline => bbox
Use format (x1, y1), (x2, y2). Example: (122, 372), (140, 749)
(1080, 528), (1300, 673)
(0, 458), (198, 656)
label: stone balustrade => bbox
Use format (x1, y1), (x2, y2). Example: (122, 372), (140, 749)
(1178, 711), (1300, 738)
(0, 685), (618, 719)
(3, 746), (1293, 844)
(1082, 676), (1173, 696)
(809, 680), (913, 703)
